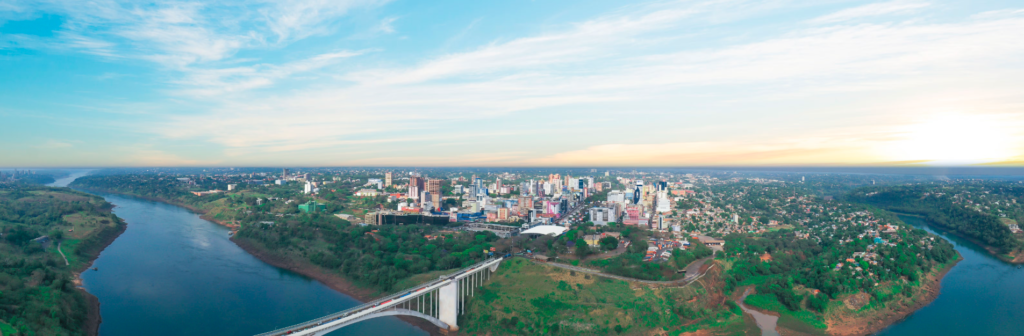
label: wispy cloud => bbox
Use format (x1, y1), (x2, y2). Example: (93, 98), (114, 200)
(147, 0), (1024, 166)
(174, 49), (370, 96)
(376, 17), (398, 34)
(6, 0), (1024, 166)
(260, 0), (391, 41)
(809, 0), (931, 24)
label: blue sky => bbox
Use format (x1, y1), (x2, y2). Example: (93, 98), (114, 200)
(2, 0), (1023, 167)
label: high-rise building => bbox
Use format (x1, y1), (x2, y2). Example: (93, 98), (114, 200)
(426, 178), (442, 195)
(282, 168), (289, 179)
(633, 181), (643, 204)
(607, 190), (625, 204)
(385, 172), (393, 187)
(655, 190), (671, 213)
(518, 196), (533, 216)
(410, 176), (425, 198)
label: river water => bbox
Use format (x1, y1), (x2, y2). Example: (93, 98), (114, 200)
(46, 173), (1024, 335)
(873, 215), (1024, 336)
(49, 173), (426, 336)
(738, 288), (781, 336)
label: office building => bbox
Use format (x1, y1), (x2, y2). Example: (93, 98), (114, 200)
(385, 172), (392, 187)
(589, 207), (614, 225)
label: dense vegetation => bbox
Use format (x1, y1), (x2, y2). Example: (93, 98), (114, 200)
(0, 184), (125, 336)
(721, 225), (955, 323)
(234, 213), (501, 291)
(851, 185), (1021, 253)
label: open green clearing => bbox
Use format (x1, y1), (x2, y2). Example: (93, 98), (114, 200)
(458, 258), (742, 335)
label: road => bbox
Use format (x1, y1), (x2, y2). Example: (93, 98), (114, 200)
(526, 256), (715, 285)
(57, 242), (70, 266)
(555, 202), (587, 225)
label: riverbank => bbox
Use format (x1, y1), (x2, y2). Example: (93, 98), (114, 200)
(824, 254), (962, 336)
(71, 206), (129, 336)
(889, 212), (1023, 264)
(72, 187), (439, 335)
(231, 237), (442, 335)
(71, 187), (243, 228)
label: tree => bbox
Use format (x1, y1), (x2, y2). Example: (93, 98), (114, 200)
(599, 236), (619, 250)
(575, 238), (591, 258)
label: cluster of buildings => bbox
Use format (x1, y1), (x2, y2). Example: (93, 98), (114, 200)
(0, 169), (39, 182)
(363, 173), (596, 229)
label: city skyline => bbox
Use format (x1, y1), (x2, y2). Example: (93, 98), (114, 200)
(2, 0), (1024, 167)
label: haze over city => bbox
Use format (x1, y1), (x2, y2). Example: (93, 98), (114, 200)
(3, 0), (1023, 167)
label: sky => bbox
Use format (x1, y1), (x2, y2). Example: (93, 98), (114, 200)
(1, 0), (1023, 167)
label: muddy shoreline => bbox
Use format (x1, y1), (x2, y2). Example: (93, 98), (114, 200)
(74, 212), (129, 336)
(825, 254), (962, 336)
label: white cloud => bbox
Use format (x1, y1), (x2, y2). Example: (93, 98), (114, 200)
(809, 1), (931, 24)
(376, 17), (397, 34)
(259, 0), (391, 41)
(9, 0), (1024, 166)
(153, 2), (1024, 165)
(174, 50), (369, 96)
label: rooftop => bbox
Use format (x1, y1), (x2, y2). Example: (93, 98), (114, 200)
(521, 225), (568, 237)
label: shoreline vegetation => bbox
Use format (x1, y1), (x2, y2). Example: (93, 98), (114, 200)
(79, 191), (960, 336)
(822, 253), (961, 336)
(70, 186), (444, 335)
(66, 184), (963, 336)
(0, 185), (127, 336)
(851, 185), (1024, 265)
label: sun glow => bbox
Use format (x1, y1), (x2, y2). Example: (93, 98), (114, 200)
(884, 113), (1018, 165)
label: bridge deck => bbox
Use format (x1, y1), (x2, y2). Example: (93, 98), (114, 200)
(254, 258), (501, 336)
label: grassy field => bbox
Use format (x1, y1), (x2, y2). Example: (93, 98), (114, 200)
(457, 258), (741, 335)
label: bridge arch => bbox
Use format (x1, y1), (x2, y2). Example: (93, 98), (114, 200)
(306, 309), (449, 336)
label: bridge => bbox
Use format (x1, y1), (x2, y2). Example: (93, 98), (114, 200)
(255, 258), (503, 336)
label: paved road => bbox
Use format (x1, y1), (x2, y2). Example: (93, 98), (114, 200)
(524, 256), (715, 285)
(555, 203), (587, 225)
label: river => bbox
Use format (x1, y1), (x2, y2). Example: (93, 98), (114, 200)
(46, 173), (1024, 335)
(49, 173), (426, 336)
(738, 288), (781, 336)
(873, 215), (1024, 336)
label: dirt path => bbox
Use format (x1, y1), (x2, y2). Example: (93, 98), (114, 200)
(57, 242), (70, 266)
(527, 256), (715, 285)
